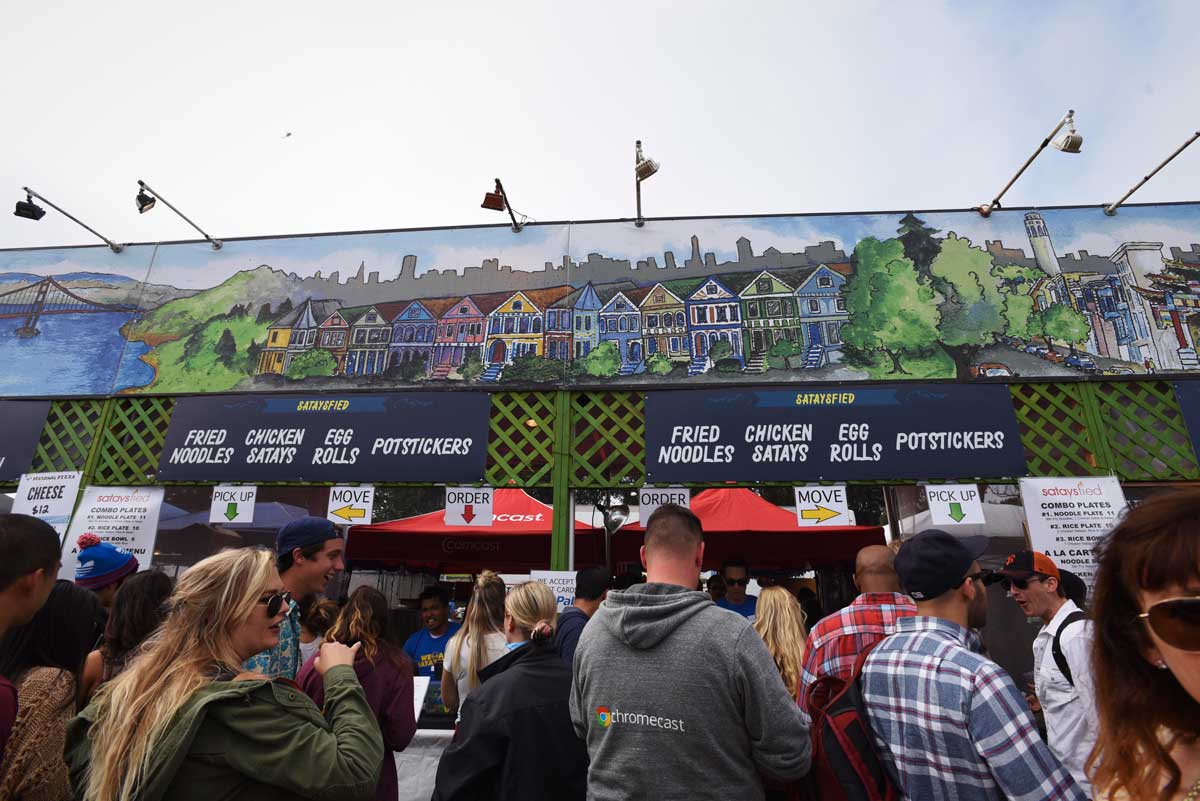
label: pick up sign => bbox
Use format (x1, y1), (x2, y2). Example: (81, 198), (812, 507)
(926, 484), (986, 526)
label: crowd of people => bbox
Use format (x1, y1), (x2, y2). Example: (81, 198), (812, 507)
(0, 489), (1196, 800)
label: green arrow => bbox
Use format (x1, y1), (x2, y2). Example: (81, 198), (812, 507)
(224, 502), (239, 521)
(948, 502), (966, 522)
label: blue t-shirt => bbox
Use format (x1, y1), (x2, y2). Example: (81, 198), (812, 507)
(403, 622), (462, 679)
(716, 595), (758, 618)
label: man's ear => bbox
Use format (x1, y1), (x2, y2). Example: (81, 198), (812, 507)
(639, 545), (648, 571)
(1044, 576), (1060, 596)
(292, 547), (305, 565)
(696, 542), (705, 570)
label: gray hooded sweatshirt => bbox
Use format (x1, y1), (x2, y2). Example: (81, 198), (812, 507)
(570, 583), (811, 801)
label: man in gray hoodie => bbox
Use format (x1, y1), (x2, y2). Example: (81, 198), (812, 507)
(570, 504), (811, 801)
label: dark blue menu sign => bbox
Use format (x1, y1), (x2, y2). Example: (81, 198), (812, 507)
(0, 400), (51, 481)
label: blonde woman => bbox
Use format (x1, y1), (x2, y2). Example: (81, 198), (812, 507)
(753, 586), (809, 701)
(442, 571), (508, 720)
(433, 581), (588, 801)
(64, 547), (384, 801)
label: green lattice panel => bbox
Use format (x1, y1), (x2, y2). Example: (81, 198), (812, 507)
(1090, 381), (1199, 481)
(570, 391), (645, 487)
(1010, 383), (1102, 477)
(30, 399), (105, 473)
(485, 392), (557, 487)
(91, 398), (174, 485)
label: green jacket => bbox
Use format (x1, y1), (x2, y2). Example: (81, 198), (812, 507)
(65, 665), (385, 801)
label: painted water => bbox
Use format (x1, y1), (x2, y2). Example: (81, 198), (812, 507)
(0, 312), (152, 396)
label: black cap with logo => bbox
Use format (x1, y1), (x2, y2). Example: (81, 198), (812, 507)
(895, 529), (990, 601)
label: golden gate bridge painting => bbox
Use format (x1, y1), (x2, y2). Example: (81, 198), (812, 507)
(0, 276), (137, 337)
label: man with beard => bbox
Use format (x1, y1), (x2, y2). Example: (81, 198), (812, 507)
(860, 530), (1085, 801)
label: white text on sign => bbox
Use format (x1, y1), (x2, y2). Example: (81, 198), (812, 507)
(210, 485), (258, 525)
(327, 485), (375, 525)
(445, 486), (494, 527)
(638, 486), (690, 524)
(925, 484), (986, 526)
(794, 485), (849, 526)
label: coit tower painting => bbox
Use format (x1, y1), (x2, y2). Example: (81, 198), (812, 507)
(1024, 212), (1060, 276)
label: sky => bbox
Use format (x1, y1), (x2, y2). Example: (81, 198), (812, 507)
(2, 0), (1199, 261)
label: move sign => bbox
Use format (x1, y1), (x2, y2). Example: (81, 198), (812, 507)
(210, 485), (257, 525)
(794, 485), (849, 527)
(926, 484), (985, 526)
(157, 393), (490, 483)
(328, 486), (375, 525)
(445, 486), (494, 527)
(644, 385), (1027, 483)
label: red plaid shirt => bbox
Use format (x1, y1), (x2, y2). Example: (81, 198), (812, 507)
(800, 592), (917, 715)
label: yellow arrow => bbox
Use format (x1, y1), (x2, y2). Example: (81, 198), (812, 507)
(800, 505), (840, 523)
(331, 505), (367, 521)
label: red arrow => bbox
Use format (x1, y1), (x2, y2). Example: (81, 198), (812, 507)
(462, 504), (475, 524)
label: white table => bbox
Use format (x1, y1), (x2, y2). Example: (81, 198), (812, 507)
(395, 729), (454, 801)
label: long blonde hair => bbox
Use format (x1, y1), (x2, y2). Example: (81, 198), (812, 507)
(753, 586), (808, 699)
(447, 571), (506, 690)
(83, 547), (279, 801)
(506, 581), (558, 643)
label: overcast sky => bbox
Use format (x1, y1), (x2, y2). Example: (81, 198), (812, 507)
(2, 1), (1198, 252)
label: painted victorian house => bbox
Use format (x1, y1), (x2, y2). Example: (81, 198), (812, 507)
(317, 307), (356, 373)
(546, 282), (607, 362)
(684, 276), (743, 374)
(262, 299), (341, 374)
(390, 298), (458, 373)
(793, 264), (850, 367)
(483, 287), (574, 366)
(639, 281), (696, 364)
(735, 271), (801, 368)
(344, 304), (399, 376)
(599, 287), (647, 372)
(430, 292), (508, 377)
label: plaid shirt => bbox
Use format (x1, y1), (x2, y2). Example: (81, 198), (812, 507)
(800, 592), (917, 715)
(861, 616), (1085, 801)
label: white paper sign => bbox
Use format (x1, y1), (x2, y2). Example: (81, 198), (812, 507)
(926, 484), (986, 526)
(445, 486), (494, 527)
(532, 570), (577, 612)
(498, 574), (530, 593)
(210, 485), (257, 525)
(412, 676), (431, 721)
(794, 485), (849, 526)
(327, 485), (374, 525)
(12, 471), (82, 537)
(638, 486), (690, 523)
(61, 486), (164, 580)
(1019, 476), (1127, 589)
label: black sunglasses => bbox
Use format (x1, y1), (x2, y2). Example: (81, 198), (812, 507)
(1139, 596), (1200, 652)
(999, 574), (1047, 591)
(258, 591), (293, 618)
(725, 577), (750, 587)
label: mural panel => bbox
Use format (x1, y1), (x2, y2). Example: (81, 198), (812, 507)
(1, 204), (1199, 397)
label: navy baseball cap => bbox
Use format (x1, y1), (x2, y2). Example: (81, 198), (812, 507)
(276, 516), (341, 556)
(895, 529), (989, 601)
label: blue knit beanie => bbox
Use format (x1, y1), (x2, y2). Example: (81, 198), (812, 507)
(74, 533), (139, 590)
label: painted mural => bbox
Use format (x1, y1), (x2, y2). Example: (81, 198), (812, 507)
(2, 204), (1200, 398)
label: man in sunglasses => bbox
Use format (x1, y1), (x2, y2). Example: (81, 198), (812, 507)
(245, 516), (345, 680)
(861, 530), (1085, 801)
(715, 558), (758, 619)
(998, 551), (1096, 798)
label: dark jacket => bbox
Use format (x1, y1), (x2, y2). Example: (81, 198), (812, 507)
(554, 606), (589, 666)
(65, 665), (384, 801)
(432, 641), (588, 801)
(298, 646), (416, 801)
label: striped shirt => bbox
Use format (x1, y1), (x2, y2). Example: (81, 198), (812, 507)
(861, 616), (1085, 801)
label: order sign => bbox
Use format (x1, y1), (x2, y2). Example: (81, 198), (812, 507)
(644, 385), (1026, 483)
(157, 393), (490, 483)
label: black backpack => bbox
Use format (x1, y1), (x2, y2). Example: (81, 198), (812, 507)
(1051, 611), (1087, 687)
(808, 642), (902, 801)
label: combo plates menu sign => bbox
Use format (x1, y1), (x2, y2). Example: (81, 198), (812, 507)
(158, 393), (491, 483)
(644, 385), (1027, 483)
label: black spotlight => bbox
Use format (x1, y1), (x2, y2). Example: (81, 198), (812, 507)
(136, 189), (156, 214)
(14, 196), (46, 220)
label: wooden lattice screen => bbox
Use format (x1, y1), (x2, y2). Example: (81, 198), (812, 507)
(570, 391), (645, 487)
(1010, 383), (1104, 477)
(31, 399), (106, 473)
(1090, 380), (1199, 481)
(90, 398), (175, 486)
(485, 391), (557, 487)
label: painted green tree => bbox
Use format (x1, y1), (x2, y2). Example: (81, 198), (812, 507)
(502, 355), (564, 383)
(255, 303), (274, 324)
(245, 338), (262, 372)
(286, 349), (337, 380)
(927, 233), (1007, 380)
(991, 263), (1045, 292)
(215, 328), (238, 367)
(578, 341), (622, 378)
(842, 238), (941, 375)
(1040, 303), (1091, 355)
(646, 353), (674, 375)
(708, 340), (734, 362)
(458, 349), (484, 381)
(897, 212), (941, 275)
(1002, 293), (1042, 341)
(767, 339), (804, 369)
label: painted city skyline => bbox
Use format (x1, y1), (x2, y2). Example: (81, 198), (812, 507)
(1, 203), (1199, 397)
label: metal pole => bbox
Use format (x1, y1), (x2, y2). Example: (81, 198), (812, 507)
(22, 187), (124, 253)
(496, 178), (523, 232)
(137, 180), (223, 249)
(1105, 130), (1200, 215)
(978, 111), (1073, 217)
(635, 140), (644, 227)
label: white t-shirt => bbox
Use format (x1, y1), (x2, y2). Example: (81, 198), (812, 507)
(444, 631), (508, 719)
(299, 636), (323, 666)
(1032, 600), (1096, 798)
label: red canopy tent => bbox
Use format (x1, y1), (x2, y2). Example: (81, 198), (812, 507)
(613, 488), (885, 570)
(346, 489), (604, 573)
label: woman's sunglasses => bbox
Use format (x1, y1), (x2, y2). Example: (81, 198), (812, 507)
(1139, 596), (1200, 652)
(258, 591), (293, 618)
